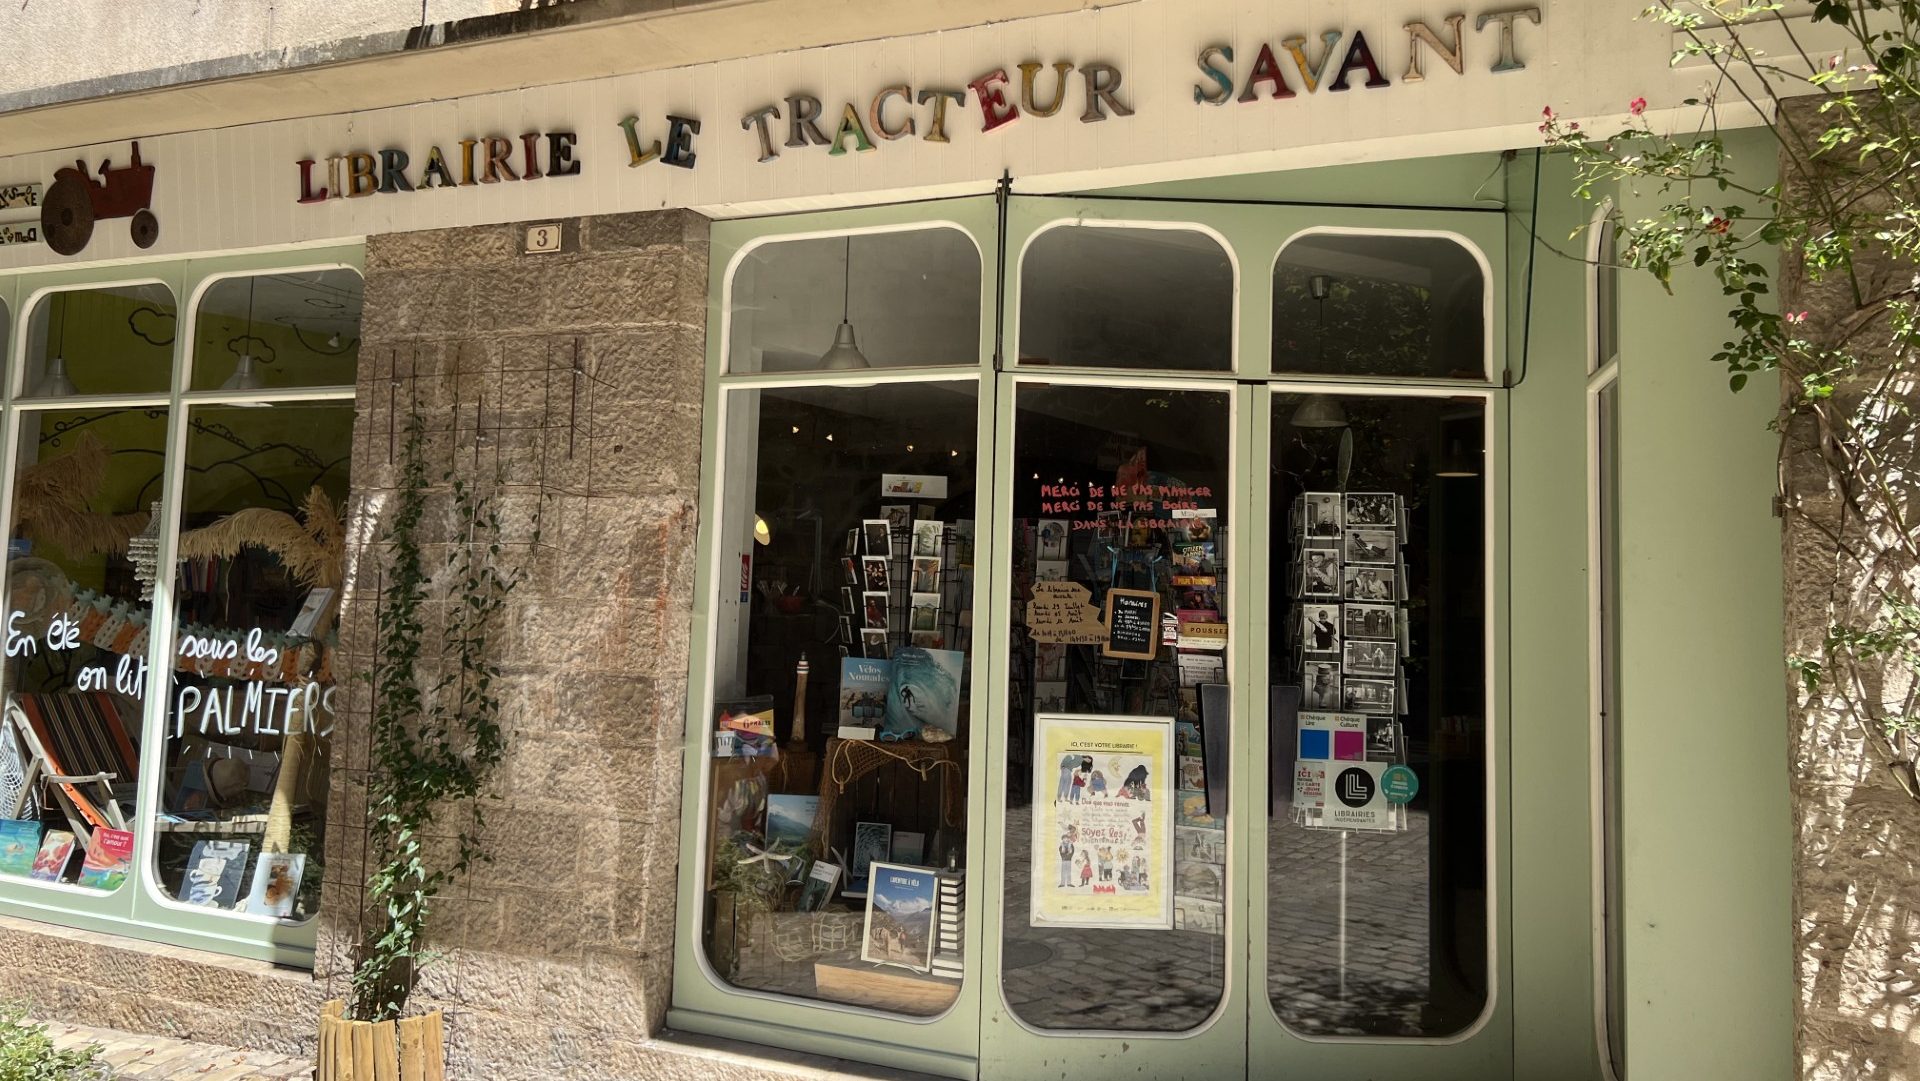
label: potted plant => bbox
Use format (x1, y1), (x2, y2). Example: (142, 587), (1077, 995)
(318, 411), (527, 1081)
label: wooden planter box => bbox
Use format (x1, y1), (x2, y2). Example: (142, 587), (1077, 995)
(317, 1000), (445, 1081)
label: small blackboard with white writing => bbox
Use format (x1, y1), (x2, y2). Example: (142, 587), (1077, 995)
(1101, 588), (1162, 660)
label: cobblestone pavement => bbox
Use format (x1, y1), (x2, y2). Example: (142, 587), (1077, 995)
(44, 1019), (311, 1080)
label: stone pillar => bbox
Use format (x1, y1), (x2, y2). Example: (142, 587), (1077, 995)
(1777, 102), (1920, 1079)
(319, 211), (708, 1079)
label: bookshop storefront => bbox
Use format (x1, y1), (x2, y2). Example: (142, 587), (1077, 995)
(0, 1), (1791, 1079)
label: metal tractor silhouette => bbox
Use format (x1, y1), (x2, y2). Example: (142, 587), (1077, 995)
(41, 141), (159, 256)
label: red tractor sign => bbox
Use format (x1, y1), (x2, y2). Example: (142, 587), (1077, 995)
(41, 141), (159, 256)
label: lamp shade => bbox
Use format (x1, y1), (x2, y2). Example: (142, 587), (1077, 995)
(31, 356), (77, 398)
(753, 515), (772, 545)
(819, 322), (871, 370)
(1436, 439), (1481, 477)
(221, 354), (265, 391)
(1290, 396), (1348, 429)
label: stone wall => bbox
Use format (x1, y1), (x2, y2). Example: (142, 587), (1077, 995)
(317, 210), (710, 1080)
(1778, 101), (1920, 1080)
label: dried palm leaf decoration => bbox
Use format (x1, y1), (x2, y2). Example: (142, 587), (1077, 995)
(175, 485), (346, 589)
(13, 432), (149, 556)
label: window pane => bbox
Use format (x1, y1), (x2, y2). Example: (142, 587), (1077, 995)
(1268, 393), (1487, 1036)
(727, 229), (982, 373)
(1596, 221), (1619, 371)
(191, 271), (362, 391)
(151, 402), (352, 921)
(1001, 384), (1232, 1031)
(701, 380), (978, 1015)
(22, 284), (176, 398)
(1019, 225), (1233, 371)
(1, 408), (168, 891)
(1598, 381), (1626, 1076)
(1273, 234), (1485, 379)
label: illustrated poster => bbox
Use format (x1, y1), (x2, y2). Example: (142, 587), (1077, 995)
(1030, 713), (1175, 930)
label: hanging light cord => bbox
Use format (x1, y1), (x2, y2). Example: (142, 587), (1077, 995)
(842, 236), (852, 324)
(245, 277), (256, 353)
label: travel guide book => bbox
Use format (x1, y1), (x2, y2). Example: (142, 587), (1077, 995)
(76, 827), (134, 890)
(860, 861), (939, 973)
(838, 657), (891, 729)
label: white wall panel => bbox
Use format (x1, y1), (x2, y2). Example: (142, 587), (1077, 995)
(0, 0), (1755, 271)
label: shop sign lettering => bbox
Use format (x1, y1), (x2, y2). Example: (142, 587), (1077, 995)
(1192, 7), (1542, 105)
(294, 130), (584, 202)
(740, 60), (1133, 163)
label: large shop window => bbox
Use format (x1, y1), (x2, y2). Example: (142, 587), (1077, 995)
(699, 229), (983, 1016)
(0, 268), (358, 939)
(1267, 392), (1488, 1037)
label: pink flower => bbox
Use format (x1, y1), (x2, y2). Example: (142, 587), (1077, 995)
(1569, 121), (1580, 131)
(1629, 96), (1648, 116)
(1785, 311), (1809, 325)
(1542, 105), (1555, 118)
(1707, 216), (1731, 234)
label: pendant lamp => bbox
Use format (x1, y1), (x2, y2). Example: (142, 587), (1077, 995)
(32, 295), (78, 397)
(1291, 396), (1348, 428)
(1289, 274), (1344, 426)
(222, 278), (266, 392)
(1435, 438), (1481, 477)
(819, 236), (872, 370)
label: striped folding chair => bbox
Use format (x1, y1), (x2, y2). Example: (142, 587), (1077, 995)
(6, 691), (137, 851)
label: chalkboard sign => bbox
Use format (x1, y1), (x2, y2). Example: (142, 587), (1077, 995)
(1101, 588), (1163, 660)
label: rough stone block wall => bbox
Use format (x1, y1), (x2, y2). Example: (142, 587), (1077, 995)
(317, 210), (709, 1081)
(1779, 101), (1920, 1080)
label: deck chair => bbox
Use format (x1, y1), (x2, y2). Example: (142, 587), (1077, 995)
(5, 691), (137, 851)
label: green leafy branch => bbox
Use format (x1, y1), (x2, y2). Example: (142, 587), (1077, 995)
(1546, 0), (1920, 799)
(349, 410), (536, 1022)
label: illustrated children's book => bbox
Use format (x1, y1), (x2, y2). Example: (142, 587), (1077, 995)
(181, 839), (251, 908)
(245, 853), (307, 919)
(29, 830), (75, 882)
(76, 827), (134, 890)
(0, 819), (40, 876)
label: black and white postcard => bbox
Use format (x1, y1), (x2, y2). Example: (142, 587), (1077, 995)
(1303, 661), (1343, 710)
(1342, 677), (1396, 715)
(1365, 717), (1399, 761)
(1302, 605), (1341, 658)
(1344, 602), (1397, 640)
(1345, 492), (1397, 529)
(1345, 529), (1397, 565)
(862, 629), (889, 658)
(1302, 549), (1340, 598)
(1304, 492), (1342, 537)
(1343, 564), (1396, 602)
(1343, 638), (1398, 678)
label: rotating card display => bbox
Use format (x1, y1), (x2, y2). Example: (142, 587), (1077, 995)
(1287, 491), (1409, 833)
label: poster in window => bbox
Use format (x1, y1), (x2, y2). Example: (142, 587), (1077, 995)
(1030, 713), (1175, 930)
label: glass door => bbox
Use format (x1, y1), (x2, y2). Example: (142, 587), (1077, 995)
(977, 196), (1515, 1080)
